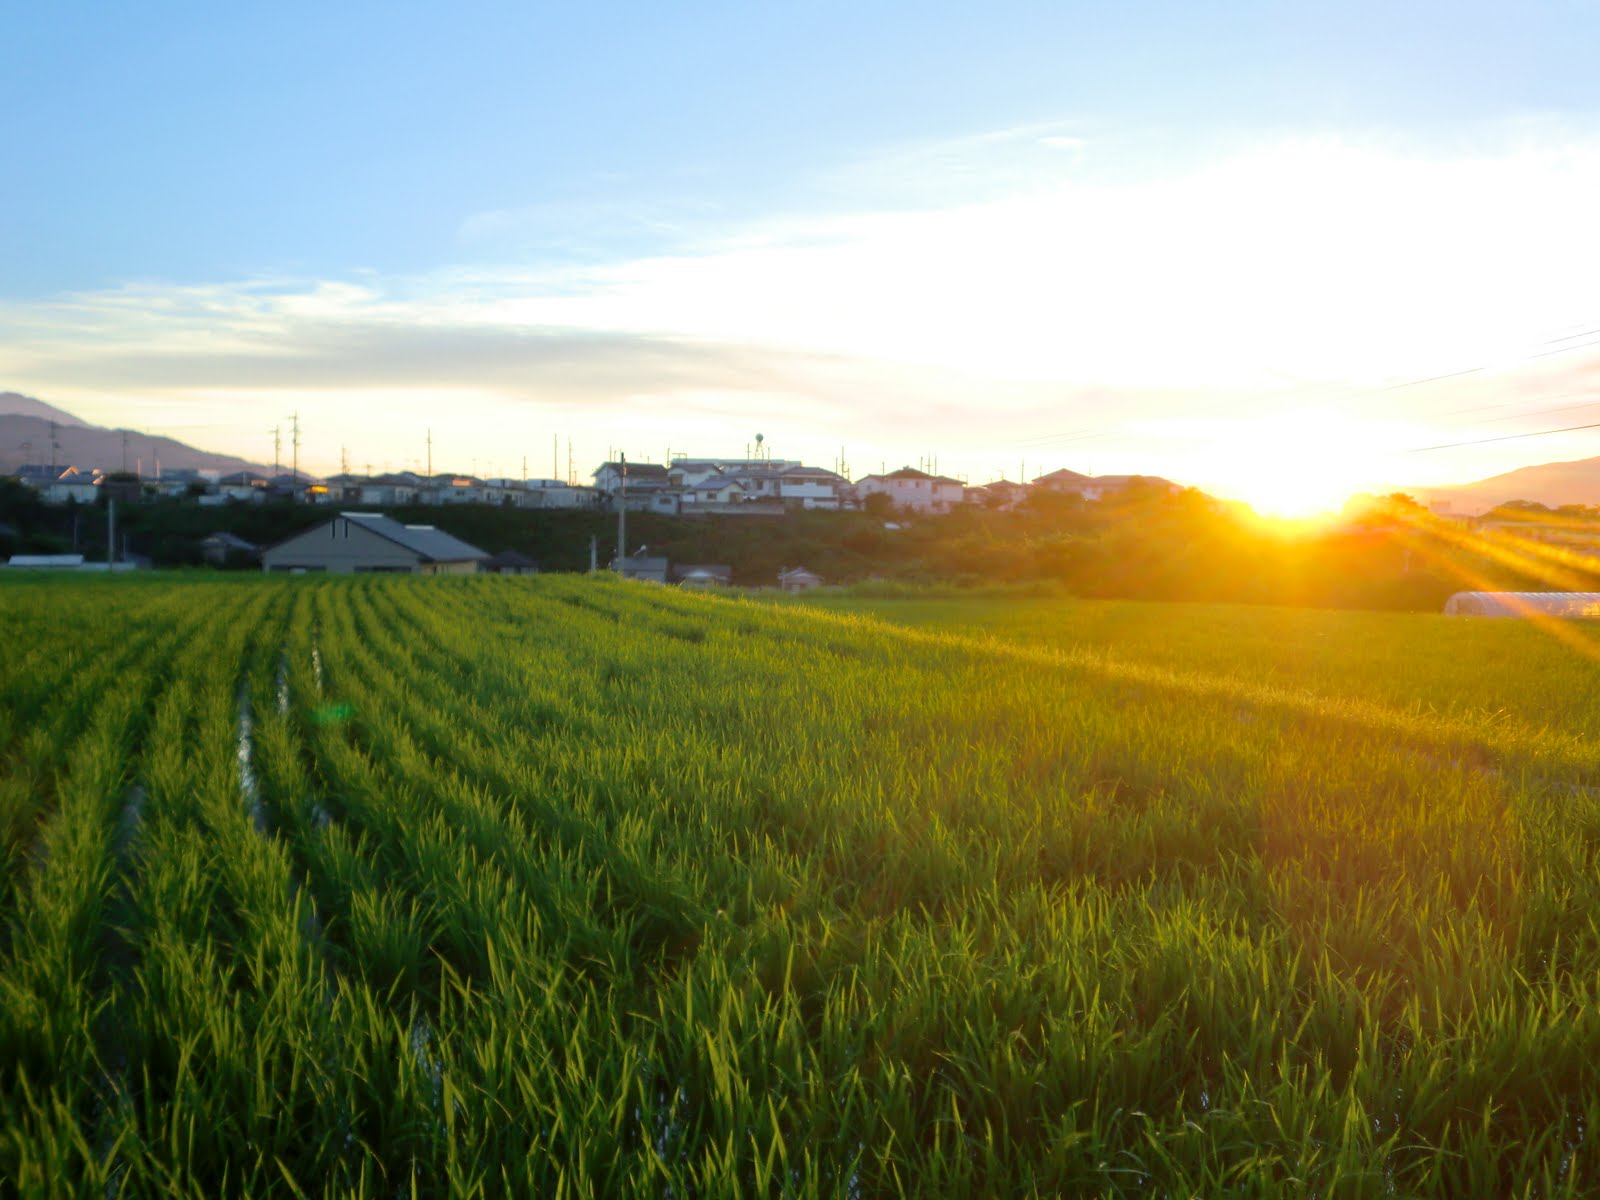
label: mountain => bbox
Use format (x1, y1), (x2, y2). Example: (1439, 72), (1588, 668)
(1409, 456), (1600, 515)
(0, 392), (273, 477)
(0, 392), (89, 427)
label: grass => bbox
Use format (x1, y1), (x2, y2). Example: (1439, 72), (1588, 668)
(3, 574), (1600, 1196)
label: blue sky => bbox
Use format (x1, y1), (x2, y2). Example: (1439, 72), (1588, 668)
(4, 1), (1600, 509)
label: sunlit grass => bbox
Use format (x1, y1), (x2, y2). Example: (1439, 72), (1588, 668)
(3, 573), (1600, 1195)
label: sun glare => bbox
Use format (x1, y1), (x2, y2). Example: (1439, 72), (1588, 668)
(1198, 409), (1384, 520)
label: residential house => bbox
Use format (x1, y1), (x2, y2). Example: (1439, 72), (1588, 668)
(217, 471), (271, 502)
(976, 479), (1029, 508)
(775, 466), (852, 509)
(46, 470), (103, 504)
(1032, 470), (1181, 503)
(592, 461), (671, 497)
(777, 566), (824, 592)
(854, 467), (965, 513)
(524, 481), (604, 509)
(359, 473), (424, 506)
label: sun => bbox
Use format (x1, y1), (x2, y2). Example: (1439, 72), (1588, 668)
(1200, 408), (1383, 520)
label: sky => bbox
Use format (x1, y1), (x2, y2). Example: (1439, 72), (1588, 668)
(3, 0), (1600, 513)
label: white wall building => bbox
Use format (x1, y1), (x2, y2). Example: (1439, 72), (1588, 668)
(854, 467), (965, 513)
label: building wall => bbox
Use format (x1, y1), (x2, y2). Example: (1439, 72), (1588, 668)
(262, 518), (422, 573)
(856, 477), (963, 512)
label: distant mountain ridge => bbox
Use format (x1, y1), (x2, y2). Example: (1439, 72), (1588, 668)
(0, 392), (89, 427)
(0, 391), (272, 477)
(1409, 456), (1600, 514)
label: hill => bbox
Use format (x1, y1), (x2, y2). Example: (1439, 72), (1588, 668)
(1409, 454), (1600, 514)
(0, 391), (270, 476)
(0, 392), (89, 427)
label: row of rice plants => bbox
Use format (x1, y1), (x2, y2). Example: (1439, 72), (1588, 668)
(6, 574), (1600, 1194)
(0, 587), (195, 918)
(0, 586), (248, 1191)
(281, 579), (1593, 1196)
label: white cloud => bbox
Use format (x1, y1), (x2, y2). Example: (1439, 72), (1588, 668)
(4, 128), (1600, 493)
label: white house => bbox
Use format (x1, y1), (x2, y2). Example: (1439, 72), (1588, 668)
(46, 470), (103, 504)
(777, 566), (825, 592)
(854, 467), (965, 513)
(775, 466), (852, 509)
(1032, 469), (1181, 503)
(592, 461), (671, 496)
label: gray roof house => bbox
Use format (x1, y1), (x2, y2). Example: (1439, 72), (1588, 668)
(261, 512), (487, 574)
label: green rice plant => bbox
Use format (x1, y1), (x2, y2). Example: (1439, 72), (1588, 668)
(8, 575), (1600, 1194)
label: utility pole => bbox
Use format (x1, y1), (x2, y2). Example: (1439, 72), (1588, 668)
(616, 453), (627, 574)
(522, 455), (527, 483)
(426, 429), (433, 477)
(273, 425), (281, 478)
(341, 445), (350, 475)
(49, 421), (58, 476)
(567, 439), (573, 485)
(290, 412), (300, 497)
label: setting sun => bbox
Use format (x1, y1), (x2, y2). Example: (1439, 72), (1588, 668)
(1184, 408), (1391, 519)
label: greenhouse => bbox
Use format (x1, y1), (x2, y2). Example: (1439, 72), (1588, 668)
(1443, 591), (1600, 618)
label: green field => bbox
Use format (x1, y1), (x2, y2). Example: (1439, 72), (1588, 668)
(5, 575), (1600, 1197)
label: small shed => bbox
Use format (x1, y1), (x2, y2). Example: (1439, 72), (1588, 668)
(1444, 591), (1600, 618)
(482, 549), (540, 575)
(4, 554), (87, 569)
(200, 531), (259, 566)
(777, 566), (824, 593)
(672, 563), (733, 588)
(617, 555), (669, 583)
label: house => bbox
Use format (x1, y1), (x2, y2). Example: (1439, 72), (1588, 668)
(358, 473), (424, 506)
(216, 471), (271, 502)
(481, 549), (540, 575)
(260, 512), (487, 574)
(200, 531), (259, 566)
(685, 477), (746, 506)
(12, 464), (65, 489)
(1032, 470), (1181, 503)
(592, 461), (671, 496)
(776, 466), (852, 510)
(854, 467), (964, 513)
(524, 481), (604, 510)
(975, 479), (1028, 508)
(616, 554), (669, 583)
(777, 566), (824, 592)
(1031, 468), (1093, 493)
(671, 563), (733, 587)
(45, 470), (103, 504)
(667, 458), (801, 489)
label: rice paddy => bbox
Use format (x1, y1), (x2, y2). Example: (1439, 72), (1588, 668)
(5, 574), (1600, 1197)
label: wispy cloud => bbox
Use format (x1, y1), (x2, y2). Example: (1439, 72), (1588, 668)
(5, 127), (1600, 490)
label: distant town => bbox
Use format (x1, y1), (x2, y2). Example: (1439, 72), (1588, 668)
(6, 454), (1179, 516)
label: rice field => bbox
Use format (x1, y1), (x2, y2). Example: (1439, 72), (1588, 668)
(4, 574), (1600, 1197)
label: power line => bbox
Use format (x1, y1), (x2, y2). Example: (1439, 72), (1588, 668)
(1411, 417), (1600, 454)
